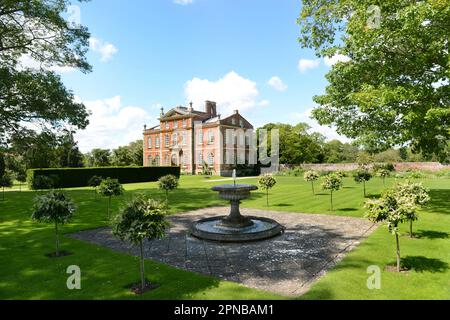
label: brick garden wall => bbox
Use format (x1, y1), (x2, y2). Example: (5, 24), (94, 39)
(282, 162), (449, 172)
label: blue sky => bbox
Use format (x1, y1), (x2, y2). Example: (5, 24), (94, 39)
(56, 0), (347, 152)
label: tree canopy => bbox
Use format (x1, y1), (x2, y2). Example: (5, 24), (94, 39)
(0, 0), (91, 145)
(298, 0), (450, 162)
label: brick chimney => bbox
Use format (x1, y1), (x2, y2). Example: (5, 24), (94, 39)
(205, 100), (217, 118)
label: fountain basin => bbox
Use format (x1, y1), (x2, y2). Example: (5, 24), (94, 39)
(190, 216), (284, 242)
(190, 183), (284, 242)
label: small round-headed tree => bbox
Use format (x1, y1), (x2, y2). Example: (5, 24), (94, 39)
(354, 169), (372, 197)
(88, 175), (103, 199)
(365, 190), (416, 272)
(112, 195), (169, 294)
(31, 190), (76, 257)
(258, 173), (277, 207)
(394, 181), (430, 238)
(97, 178), (124, 218)
(0, 171), (13, 201)
(16, 171), (27, 192)
(304, 170), (319, 195)
(158, 175), (179, 203)
(322, 174), (343, 211)
(376, 169), (391, 186)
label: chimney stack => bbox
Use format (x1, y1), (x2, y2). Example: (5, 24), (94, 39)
(160, 107), (164, 117)
(205, 100), (217, 118)
(188, 101), (193, 112)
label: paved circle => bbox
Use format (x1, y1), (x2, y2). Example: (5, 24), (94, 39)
(69, 207), (376, 296)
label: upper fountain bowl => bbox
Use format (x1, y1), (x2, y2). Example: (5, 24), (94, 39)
(211, 184), (258, 201)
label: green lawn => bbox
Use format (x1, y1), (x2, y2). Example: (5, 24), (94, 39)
(0, 175), (449, 299)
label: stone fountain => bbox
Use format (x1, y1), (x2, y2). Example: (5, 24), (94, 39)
(190, 170), (284, 242)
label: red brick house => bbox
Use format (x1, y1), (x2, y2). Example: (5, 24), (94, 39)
(143, 101), (254, 176)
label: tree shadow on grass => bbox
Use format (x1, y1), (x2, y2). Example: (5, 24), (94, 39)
(427, 189), (450, 215)
(275, 203), (293, 207)
(400, 256), (449, 273)
(414, 230), (449, 240)
(337, 208), (358, 212)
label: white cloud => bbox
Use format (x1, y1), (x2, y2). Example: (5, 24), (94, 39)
(258, 100), (270, 107)
(184, 71), (261, 115)
(174, 0), (194, 4)
(298, 59), (321, 73)
(290, 108), (351, 142)
(74, 96), (152, 152)
(324, 54), (351, 66)
(267, 76), (287, 91)
(89, 37), (118, 62)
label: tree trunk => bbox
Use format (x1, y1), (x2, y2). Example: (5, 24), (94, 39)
(395, 232), (401, 272)
(409, 220), (413, 238)
(107, 196), (111, 219)
(55, 221), (60, 257)
(330, 190), (333, 211)
(363, 181), (366, 197)
(139, 240), (145, 291)
(311, 181), (315, 195)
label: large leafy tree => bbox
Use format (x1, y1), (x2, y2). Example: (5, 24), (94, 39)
(0, 0), (91, 145)
(298, 0), (450, 162)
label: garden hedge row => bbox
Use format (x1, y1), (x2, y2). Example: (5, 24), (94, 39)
(27, 166), (180, 189)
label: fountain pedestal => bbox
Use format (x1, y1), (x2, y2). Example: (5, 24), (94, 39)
(190, 184), (284, 242)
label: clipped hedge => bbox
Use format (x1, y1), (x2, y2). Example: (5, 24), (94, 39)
(27, 166), (180, 189)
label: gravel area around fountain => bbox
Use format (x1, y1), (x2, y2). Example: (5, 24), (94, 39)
(69, 207), (376, 296)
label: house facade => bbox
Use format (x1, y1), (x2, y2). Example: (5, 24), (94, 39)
(143, 100), (255, 176)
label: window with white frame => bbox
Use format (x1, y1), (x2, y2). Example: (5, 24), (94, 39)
(165, 134), (169, 147)
(172, 133), (177, 145)
(165, 121), (169, 129)
(155, 155), (160, 166)
(148, 137), (152, 149)
(208, 152), (214, 166)
(207, 130), (214, 144)
(155, 136), (160, 148)
(147, 155), (152, 166)
(239, 119), (243, 127)
(231, 118), (236, 125)
(197, 151), (203, 165)
(182, 132), (186, 145)
(182, 119), (187, 128)
(165, 154), (170, 165)
(198, 131), (203, 144)
(174, 120), (178, 129)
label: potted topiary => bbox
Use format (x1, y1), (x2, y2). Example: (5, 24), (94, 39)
(97, 178), (124, 218)
(31, 190), (76, 257)
(258, 173), (277, 207)
(158, 174), (179, 204)
(322, 173), (343, 211)
(112, 194), (169, 294)
(303, 170), (319, 195)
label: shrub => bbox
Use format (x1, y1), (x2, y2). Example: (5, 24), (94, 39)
(27, 166), (180, 189)
(31, 190), (76, 257)
(97, 178), (125, 218)
(354, 169), (372, 197)
(304, 170), (319, 195)
(394, 181), (430, 238)
(365, 189), (416, 272)
(28, 174), (58, 190)
(322, 174), (343, 211)
(258, 173), (277, 207)
(0, 171), (13, 201)
(112, 195), (169, 293)
(157, 175), (179, 203)
(334, 170), (347, 178)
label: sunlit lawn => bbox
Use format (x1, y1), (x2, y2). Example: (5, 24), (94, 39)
(0, 175), (449, 299)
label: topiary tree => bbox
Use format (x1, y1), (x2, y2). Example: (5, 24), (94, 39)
(365, 190), (416, 272)
(376, 169), (391, 186)
(97, 178), (124, 218)
(16, 171), (27, 192)
(31, 190), (76, 257)
(112, 195), (169, 294)
(157, 174), (179, 203)
(394, 181), (430, 238)
(88, 175), (103, 199)
(322, 174), (343, 211)
(0, 171), (13, 201)
(258, 173), (277, 207)
(354, 169), (372, 197)
(304, 170), (319, 195)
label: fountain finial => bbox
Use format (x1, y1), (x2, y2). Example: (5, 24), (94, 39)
(232, 169), (236, 186)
